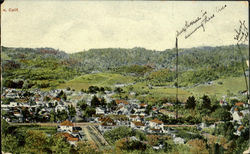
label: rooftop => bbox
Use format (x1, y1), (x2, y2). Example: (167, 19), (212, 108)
(60, 120), (74, 126)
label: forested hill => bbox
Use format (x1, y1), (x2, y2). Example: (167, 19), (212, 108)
(1, 44), (249, 88)
(71, 45), (249, 72)
(2, 45), (249, 72)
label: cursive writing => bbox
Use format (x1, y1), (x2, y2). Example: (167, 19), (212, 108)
(176, 4), (227, 39)
(234, 20), (248, 44)
(216, 4), (227, 13)
(185, 13), (215, 39)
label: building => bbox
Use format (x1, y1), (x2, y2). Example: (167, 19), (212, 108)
(59, 120), (74, 132)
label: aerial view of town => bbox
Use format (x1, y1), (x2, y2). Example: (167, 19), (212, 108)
(1, 1), (249, 154)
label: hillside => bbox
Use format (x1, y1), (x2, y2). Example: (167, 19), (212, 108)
(1, 45), (248, 90)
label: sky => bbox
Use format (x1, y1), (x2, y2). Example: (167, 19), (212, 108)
(1, 1), (249, 53)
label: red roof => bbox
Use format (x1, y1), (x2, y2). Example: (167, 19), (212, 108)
(132, 121), (145, 126)
(60, 120), (74, 126)
(57, 132), (73, 138)
(235, 102), (244, 107)
(150, 118), (163, 124)
(115, 100), (129, 105)
(67, 137), (79, 142)
(152, 107), (157, 111)
(53, 97), (61, 101)
(130, 115), (137, 118)
(238, 125), (244, 131)
(139, 103), (147, 107)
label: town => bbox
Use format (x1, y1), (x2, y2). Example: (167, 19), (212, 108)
(1, 86), (249, 151)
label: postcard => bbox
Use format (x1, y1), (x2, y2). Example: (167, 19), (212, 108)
(1, 1), (249, 154)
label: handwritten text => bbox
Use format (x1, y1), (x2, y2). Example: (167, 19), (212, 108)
(176, 4), (227, 39)
(234, 20), (248, 44)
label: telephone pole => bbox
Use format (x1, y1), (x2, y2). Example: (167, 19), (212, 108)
(175, 37), (179, 119)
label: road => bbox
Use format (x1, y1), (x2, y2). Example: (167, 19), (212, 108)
(81, 125), (109, 148)
(9, 122), (100, 127)
(164, 124), (196, 127)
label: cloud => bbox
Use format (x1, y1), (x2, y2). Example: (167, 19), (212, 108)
(2, 1), (248, 53)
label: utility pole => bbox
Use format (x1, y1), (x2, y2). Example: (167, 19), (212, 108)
(236, 44), (249, 100)
(175, 37), (179, 119)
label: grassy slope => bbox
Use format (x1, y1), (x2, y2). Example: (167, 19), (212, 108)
(57, 73), (136, 91)
(187, 76), (248, 97)
(57, 72), (247, 102)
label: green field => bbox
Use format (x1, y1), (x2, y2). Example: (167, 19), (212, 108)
(187, 77), (248, 97)
(57, 73), (136, 91)
(14, 125), (57, 135)
(57, 72), (247, 101)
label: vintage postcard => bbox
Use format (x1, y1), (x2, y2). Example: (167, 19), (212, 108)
(1, 1), (249, 153)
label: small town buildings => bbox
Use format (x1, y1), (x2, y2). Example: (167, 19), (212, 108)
(59, 120), (74, 132)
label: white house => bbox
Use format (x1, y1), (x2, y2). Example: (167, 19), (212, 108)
(232, 110), (243, 124)
(96, 107), (105, 115)
(59, 120), (74, 132)
(149, 118), (164, 129)
(173, 137), (185, 144)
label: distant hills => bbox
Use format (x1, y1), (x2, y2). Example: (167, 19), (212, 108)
(1, 44), (249, 88)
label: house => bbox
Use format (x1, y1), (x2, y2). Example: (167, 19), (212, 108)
(234, 125), (244, 136)
(131, 121), (146, 131)
(96, 107), (105, 115)
(55, 104), (67, 112)
(163, 103), (173, 107)
(152, 144), (164, 150)
(98, 117), (117, 132)
(67, 137), (79, 145)
(173, 137), (185, 144)
(57, 132), (79, 145)
(115, 100), (129, 106)
(116, 106), (129, 115)
(128, 115), (144, 122)
(10, 102), (19, 107)
(232, 110), (243, 124)
(149, 118), (164, 129)
(139, 103), (147, 108)
(219, 100), (228, 107)
(59, 120), (74, 132)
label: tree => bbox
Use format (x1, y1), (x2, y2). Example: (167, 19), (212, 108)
(115, 138), (147, 152)
(104, 126), (134, 144)
(77, 100), (88, 110)
(107, 100), (117, 110)
(50, 110), (57, 122)
(1, 118), (10, 135)
(100, 97), (107, 107)
(50, 135), (71, 154)
(88, 86), (99, 93)
(57, 110), (68, 121)
(1, 97), (14, 104)
(211, 108), (232, 121)
(145, 104), (152, 115)
(57, 90), (67, 100)
(91, 95), (100, 107)
(1, 134), (19, 153)
(24, 130), (49, 153)
(76, 141), (100, 154)
(68, 105), (76, 117)
(84, 107), (96, 118)
(201, 95), (211, 114)
(186, 96), (196, 109)
(187, 139), (209, 154)
(114, 87), (123, 94)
